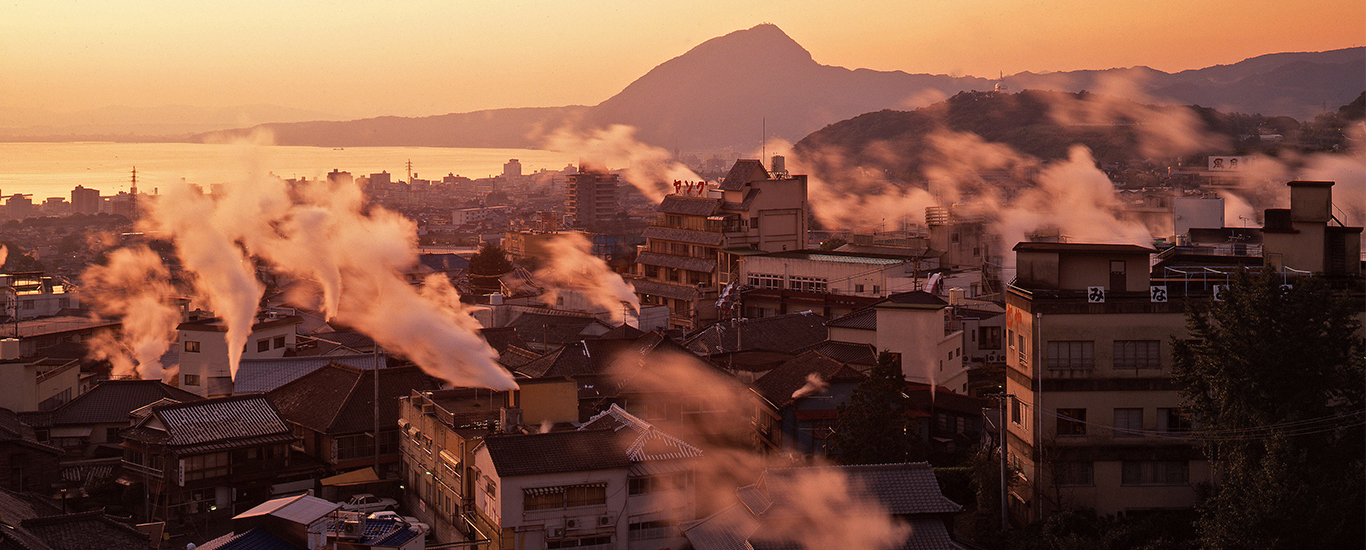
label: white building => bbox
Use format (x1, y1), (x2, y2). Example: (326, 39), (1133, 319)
(176, 312), (302, 397)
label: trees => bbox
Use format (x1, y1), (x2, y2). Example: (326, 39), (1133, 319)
(467, 243), (513, 276)
(831, 351), (916, 464)
(1172, 270), (1364, 549)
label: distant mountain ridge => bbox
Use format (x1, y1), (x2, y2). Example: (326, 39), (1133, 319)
(179, 25), (1364, 151)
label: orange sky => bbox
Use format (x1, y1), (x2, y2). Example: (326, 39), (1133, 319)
(2, 0), (1362, 121)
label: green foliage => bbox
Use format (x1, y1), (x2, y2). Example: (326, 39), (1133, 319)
(468, 243), (514, 276)
(1172, 270), (1365, 549)
(1009, 508), (1197, 550)
(831, 351), (915, 464)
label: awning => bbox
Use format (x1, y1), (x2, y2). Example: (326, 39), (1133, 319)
(321, 467), (380, 486)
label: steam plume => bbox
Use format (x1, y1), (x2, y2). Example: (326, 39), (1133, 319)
(791, 372), (828, 400)
(541, 124), (700, 202)
(532, 232), (640, 323)
(79, 246), (182, 381)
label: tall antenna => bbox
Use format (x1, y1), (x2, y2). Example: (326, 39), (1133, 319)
(406, 159), (413, 183)
(761, 118), (766, 167)
(130, 167), (138, 195)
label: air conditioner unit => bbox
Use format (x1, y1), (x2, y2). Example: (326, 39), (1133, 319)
(566, 518), (580, 530)
(598, 515), (612, 527)
(341, 519), (364, 539)
(548, 526), (565, 538)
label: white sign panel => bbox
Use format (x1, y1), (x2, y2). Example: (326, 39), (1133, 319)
(1087, 286), (1105, 303)
(1150, 285), (1168, 303)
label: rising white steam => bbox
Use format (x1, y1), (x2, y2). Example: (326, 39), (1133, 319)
(541, 124), (701, 202)
(791, 372), (828, 400)
(0, 245), (6, 269)
(532, 232), (640, 323)
(79, 246), (183, 382)
(125, 140), (517, 390)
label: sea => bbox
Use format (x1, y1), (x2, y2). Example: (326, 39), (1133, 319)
(0, 142), (578, 200)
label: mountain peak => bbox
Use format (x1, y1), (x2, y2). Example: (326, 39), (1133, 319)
(680, 23), (814, 67)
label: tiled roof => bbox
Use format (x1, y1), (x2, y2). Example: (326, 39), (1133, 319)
(19, 511), (152, 550)
(658, 195), (721, 216)
(905, 384), (990, 417)
(636, 251), (717, 273)
(684, 313), (828, 355)
(641, 226), (726, 246)
(234, 354), (381, 394)
(879, 291), (948, 307)
(580, 404), (702, 462)
(514, 335), (661, 379)
(268, 364), (439, 436)
(151, 395), (292, 447)
(751, 352), (866, 409)
(794, 341), (878, 366)
(828, 308), (876, 330)
(682, 503), (759, 550)
(479, 327), (528, 355)
(718, 160), (769, 191)
(49, 380), (202, 426)
(627, 278), (701, 301)
(762, 462), (962, 516)
(483, 430), (631, 477)
(0, 523), (52, 550)
(506, 312), (607, 348)
(197, 525), (297, 550)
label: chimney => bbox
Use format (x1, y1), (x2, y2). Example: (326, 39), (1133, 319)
(499, 407), (524, 433)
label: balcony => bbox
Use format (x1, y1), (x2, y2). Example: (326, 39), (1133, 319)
(122, 460), (163, 480)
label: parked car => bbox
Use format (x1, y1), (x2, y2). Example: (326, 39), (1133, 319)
(340, 493), (397, 513)
(368, 511), (430, 535)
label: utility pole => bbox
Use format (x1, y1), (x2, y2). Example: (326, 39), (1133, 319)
(1000, 394), (1010, 532)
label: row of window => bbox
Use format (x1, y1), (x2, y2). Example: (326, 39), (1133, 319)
(183, 334), (288, 354)
(1054, 460), (1190, 486)
(1044, 340), (1162, 370)
(1056, 407), (1192, 436)
(524, 483), (608, 512)
(746, 274), (829, 293)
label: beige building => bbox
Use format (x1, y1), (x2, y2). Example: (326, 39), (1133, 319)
(1003, 243), (1209, 521)
(827, 292), (967, 391)
(176, 313), (301, 397)
(632, 159), (809, 331)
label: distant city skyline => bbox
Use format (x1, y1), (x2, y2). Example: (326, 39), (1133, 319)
(3, 0), (1362, 124)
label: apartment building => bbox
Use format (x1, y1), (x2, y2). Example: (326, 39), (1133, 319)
(632, 159), (809, 331)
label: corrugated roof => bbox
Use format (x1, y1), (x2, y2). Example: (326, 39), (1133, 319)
(793, 341), (878, 365)
(196, 525), (297, 550)
(235, 494), (339, 525)
(234, 354), (381, 394)
(684, 313), (828, 355)
(828, 308), (876, 331)
(581, 404), (702, 462)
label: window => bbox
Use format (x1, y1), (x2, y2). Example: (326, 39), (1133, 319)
(1011, 398), (1022, 424)
(106, 427), (122, 444)
(854, 283), (865, 293)
(1113, 408), (1143, 437)
(872, 285), (880, 294)
(184, 452), (230, 481)
(184, 374), (200, 386)
(1056, 408), (1087, 436)
(21, 300), (34, 310)
(1157, 408), (1192, 432)
(629, 519), (675, 541)
(1122, 460), (1189, 485)
(547, 537), (613, 549)
(1046, 341), (1095, 369)
(184, 341), (200, 353)
(523, 483), (607, 512)
(628, 471), (693, 495)
(1054, 461), (1094, 486)
(749, 274), (783, 290)
(273, 335), (286, 349)
(980, 327), (1003, 350)
(257, 339), (270, 353)
(1113, 340), (1160, 369)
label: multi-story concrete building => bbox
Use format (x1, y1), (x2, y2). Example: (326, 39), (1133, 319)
(176, 312), (302, 397)
(632, 160), (809, 331)
(567, 167), (621, 232)
(70, 185), (102, 215)
(2, 272), (79, 321)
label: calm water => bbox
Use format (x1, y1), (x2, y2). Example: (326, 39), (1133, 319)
(0, 142), (577, 199)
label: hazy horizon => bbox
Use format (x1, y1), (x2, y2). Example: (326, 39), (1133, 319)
(3, 1), (1362, 127)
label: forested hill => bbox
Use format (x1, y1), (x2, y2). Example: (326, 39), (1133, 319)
(793, 90), (1365, 181)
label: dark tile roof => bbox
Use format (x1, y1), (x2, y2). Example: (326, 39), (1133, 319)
(636, 251), (718, 273)
(506, 312), (605, 348)
(751, 352), (866, 409)
(49, 380), (201, 426)
(762, 462), (961, 517)
(479, 327), (528, 355)
(234, 354), (381, 394)
(905, 384), (990, 417)
(684, 313), (828, 355)
(879, 291), (947, 307)
(718, 160), (769, 191)
(580, 404), (702, 462)
(144, 395), (292, 448)
(268, 364), (440, 436)
(417, 253), (471, 272)
(658, 195), (721, 216)
(197, 525), (299, 550)
(641, 226), (726, 246)
(514, 335), (661, 379)
(483, 430), (631, 477)
(19, 511), (152, 550)
(597, 324), (645, 340)
(828, 307), (876, 330)
(627, 278), (701, 301)
(793, 341), (878, 366)
(0, 523), (52, 550)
